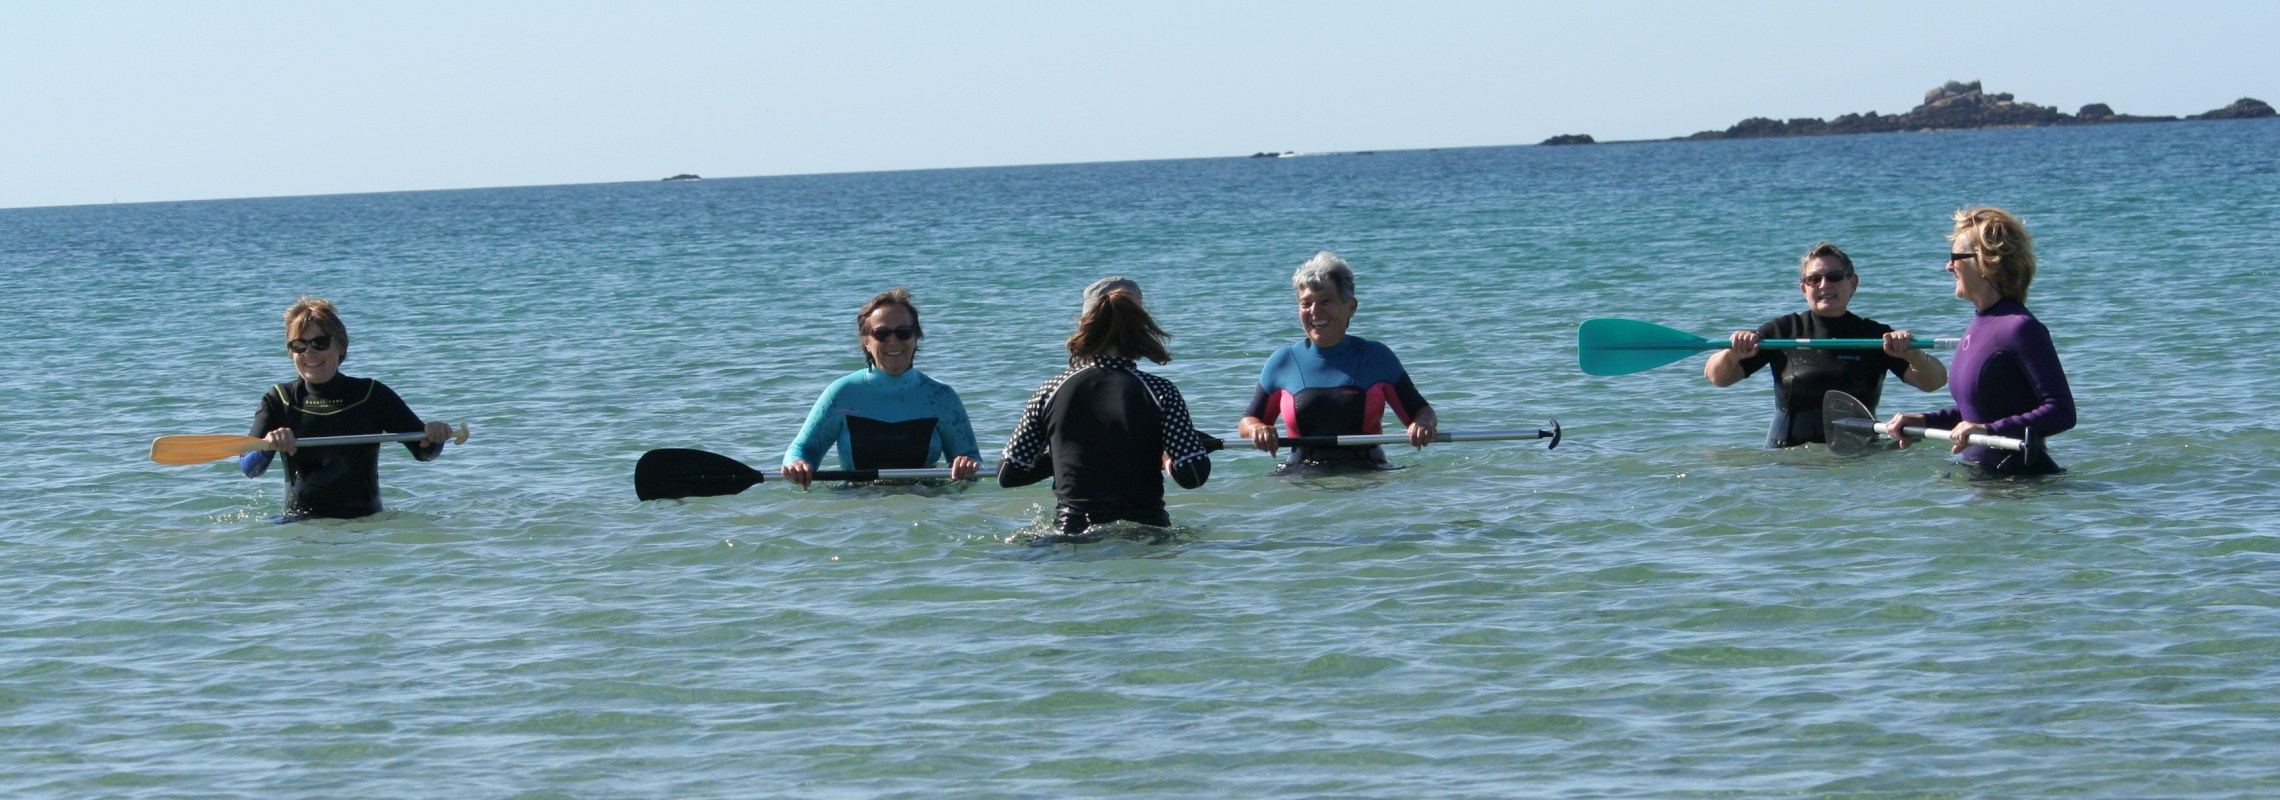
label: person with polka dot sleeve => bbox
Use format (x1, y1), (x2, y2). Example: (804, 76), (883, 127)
(999, 277), (1217, 535)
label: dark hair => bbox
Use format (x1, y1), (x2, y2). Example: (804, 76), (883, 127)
(1798, 241), (1855, 277)
(856, 287), (923, 368)
(1065, 289), (1170, 365)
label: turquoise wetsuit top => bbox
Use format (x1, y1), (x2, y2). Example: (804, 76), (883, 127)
(782, 367), (982, 471)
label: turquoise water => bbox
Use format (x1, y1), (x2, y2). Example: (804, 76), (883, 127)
(5, 120), (2278, 798)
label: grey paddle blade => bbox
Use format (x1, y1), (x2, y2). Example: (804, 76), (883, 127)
(1822, 391), (1881, 456)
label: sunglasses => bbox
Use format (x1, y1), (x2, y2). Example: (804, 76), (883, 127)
(1800, 272), (1854, 287)
(286, 334), (335, 354)
(867, 325), (917, 342)
(1948, 251), (1976, 264)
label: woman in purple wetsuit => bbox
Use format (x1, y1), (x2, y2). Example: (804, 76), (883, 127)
(1886, 207), (2075, 476)
(1237, 251), (1439, 468)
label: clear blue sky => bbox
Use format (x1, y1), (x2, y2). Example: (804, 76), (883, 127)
(4, 0), (2274, 209)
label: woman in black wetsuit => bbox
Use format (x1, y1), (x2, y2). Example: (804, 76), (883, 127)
(998, 277), (1216, 535)
(244, 297), (454, 519)
(1703, 241), (1948, 447)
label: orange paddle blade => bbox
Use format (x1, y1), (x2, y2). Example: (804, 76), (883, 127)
(150, 434), (266, 465)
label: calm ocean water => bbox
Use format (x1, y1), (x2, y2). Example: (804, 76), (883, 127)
(5, 120), (2278, 798)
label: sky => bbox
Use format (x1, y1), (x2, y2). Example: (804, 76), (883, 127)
(3, 0), (2275, 209)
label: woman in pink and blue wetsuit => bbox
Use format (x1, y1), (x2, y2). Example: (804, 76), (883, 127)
(1237, 251), (1439, 469)
(1886, 207), (2075, 477)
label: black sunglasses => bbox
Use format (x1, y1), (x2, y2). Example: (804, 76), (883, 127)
(1801, 271), (1854, 287)
(286, 334), (335, 354)
(1948, 251), (1976, 264)
(867, 325), (917, 342)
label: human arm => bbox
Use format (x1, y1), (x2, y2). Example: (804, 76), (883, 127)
(1703, 331), (1762, 387)
(374, 382), (446, 462)
(779, 380), (848, 490)
(1382, 365), (1435, 449)
(1240, 363), (1284, 453)
(997, 378), (1058, 489)
(936, 384), (984, 482)
(1885, 330), (1948, 392)
(1406, 405), (1440, 450)
(1979, 319), (2076, 440)
(1239, 415), (1280, 454)
(1154, 378), (1213, 490)
(1883, 412), (1928, 448)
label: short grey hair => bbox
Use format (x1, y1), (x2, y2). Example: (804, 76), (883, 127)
(1292, 251), (1356, 302)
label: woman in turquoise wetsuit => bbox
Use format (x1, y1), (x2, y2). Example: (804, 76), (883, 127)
(780, 288), (983, 490)
(1237, 251), (1439, 468)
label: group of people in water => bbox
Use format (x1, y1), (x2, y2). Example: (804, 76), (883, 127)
(238, 206), (2076, 530)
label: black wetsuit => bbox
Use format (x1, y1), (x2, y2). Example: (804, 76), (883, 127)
(1734, 312), (1913, 447)
(249, 376), (439, 519)
(998, 356), (1213, 533)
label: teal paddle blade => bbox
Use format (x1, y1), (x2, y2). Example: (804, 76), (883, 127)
(1576, 318), (1723, 376)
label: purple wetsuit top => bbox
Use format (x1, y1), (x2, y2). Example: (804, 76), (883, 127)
(1920, 299), (2075, 476)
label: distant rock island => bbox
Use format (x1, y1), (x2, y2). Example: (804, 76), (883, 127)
(1680, 81), (2274, 140)
(1539, 134), (1596, 146)
(662, 173), (701, 182)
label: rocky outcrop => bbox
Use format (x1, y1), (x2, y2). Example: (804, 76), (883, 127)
(2190, 98), (2277, 120)
(1540, 134), (1596, 145)
(1682, 81), (2269, 140)
(662, 173), (701, 181)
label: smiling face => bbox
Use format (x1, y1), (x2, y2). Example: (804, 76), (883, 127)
(1947, 229), (2001, 310)
(1297, 286), (1357, 348)
(862, 303), (919, 375)
(287, 320), (343, 384)
(1799, 255), (1857, 317)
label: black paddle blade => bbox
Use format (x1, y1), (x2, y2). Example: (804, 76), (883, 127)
(1821, 391), (1880, 456)
(1544, 419), (1563, 450)
(635, 448), (766, 501)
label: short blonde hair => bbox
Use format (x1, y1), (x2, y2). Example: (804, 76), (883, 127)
(1952, 207), (2036, 304)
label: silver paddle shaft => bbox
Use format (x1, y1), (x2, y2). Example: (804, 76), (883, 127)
(1831, 418), (2029, 452)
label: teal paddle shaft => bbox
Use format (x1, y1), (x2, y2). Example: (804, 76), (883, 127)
(1577, 318), (1957, 376)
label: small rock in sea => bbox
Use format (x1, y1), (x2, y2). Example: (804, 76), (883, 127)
(1540, 134), (1596, 146)
(2190, 98), (2276, 120)
(663, 173), (702, 182)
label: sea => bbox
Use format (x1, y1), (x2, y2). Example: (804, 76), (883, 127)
(4, 119), (2277, 798)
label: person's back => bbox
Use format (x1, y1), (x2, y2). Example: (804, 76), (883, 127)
(1033, 358), (1173, 522)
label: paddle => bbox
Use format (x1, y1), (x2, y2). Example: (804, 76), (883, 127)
(634, 448), (1009, 501)
(151, 423), (471, 465)
(1820, 391), (2036, 456)
(1271, 423), (1561, 451)
(1577, 318), (1958, 376)
(635, 423), (1561, 500)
